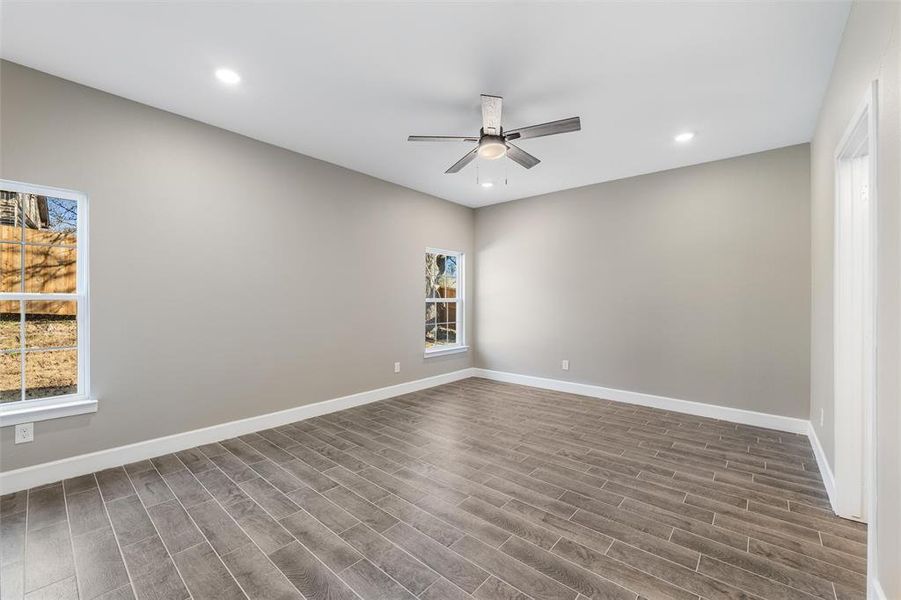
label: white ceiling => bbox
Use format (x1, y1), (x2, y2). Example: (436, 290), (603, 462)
(1, 2), (849, 208)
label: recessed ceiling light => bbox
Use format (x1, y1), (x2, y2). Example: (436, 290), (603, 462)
(674, 132), (695, 143)
(481, 182), (494, 188)
(215, 68), (241, 85)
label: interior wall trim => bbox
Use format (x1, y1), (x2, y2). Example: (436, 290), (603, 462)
(871, 577), (887, 600)
(1, 368), (829, 499)
(0, 368), (477, 494)
(472, 368), (811, 433)
(807, 421), (839, 513)
(472, 370), (854, 542)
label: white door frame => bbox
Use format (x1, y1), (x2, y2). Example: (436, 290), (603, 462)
(832, 80), (878, 581)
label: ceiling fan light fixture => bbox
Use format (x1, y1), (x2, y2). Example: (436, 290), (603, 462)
(408, 94), (580, 173)
(478, 136), (507, 160)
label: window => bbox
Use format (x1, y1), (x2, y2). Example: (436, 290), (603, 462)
(0, 180), (95, 425)
(425, 249), (466, 356)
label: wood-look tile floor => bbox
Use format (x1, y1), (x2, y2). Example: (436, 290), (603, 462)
(0, 378), (867, 600)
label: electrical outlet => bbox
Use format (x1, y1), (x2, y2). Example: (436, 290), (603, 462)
(394, 362), (401, 374)
(561, 359), (569, 371)
(820, 408), (824, 427)
(15, 423), (34, 444)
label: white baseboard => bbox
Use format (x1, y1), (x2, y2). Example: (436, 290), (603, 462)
(0, 367), (827, 497)
(0, 368), (476, 494)
(472, 368), (811, 434)
(2, 365), (880, 596)
(806, 421), (838, 513)
(871, 577), (887, 600)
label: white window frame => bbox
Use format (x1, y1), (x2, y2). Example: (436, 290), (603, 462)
(0, 179), (96, 426)
(424, 247), (467, 358)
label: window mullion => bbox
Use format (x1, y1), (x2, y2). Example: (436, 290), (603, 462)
(0, 293), (80, 301)
(19, 299), (25, 402)
(19, 211), (24, 402)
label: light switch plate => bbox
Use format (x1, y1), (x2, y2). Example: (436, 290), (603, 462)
(394, 362), (401, 373)
(15, 422), (34, 444)
(562, 359), (570, 371)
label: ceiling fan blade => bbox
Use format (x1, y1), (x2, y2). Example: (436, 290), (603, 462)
(505, 143), (540, 169)
(505, 116), (581, 141)
(481, 94), (503, 135)
(408, 135), (478, 142)
(445, 147), (479, 174)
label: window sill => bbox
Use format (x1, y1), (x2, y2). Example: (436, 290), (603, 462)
(0, 396), (98, 427)
(424, 345), (469, 358)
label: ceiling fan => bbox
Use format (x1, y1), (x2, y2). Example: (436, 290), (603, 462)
(408, 94), (581, 174)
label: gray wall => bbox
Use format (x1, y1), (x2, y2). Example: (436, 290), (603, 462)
(474, 144), (811, 418)
(809, 2), (900, 595)
(0, 61), (474, 471)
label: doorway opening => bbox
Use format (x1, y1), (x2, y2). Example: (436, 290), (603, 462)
(833, 82), (877, 523)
